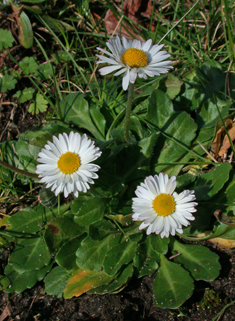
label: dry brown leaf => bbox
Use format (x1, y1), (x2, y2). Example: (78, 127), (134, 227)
(0, 306), (11, 321)
(218, 125), (235, 156)
(104, 0), (154, 39)
(210, 119), (233, 157)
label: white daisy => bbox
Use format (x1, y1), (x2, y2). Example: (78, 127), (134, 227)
(96, 36), (172, 90)
(132, 173), (197, 238)
(36, 132), (102, 198)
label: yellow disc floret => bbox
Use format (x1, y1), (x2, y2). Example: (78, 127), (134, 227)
(57, 152), (80, 174)
(121, 48), (148, 68)
(152, 194), (175, 217)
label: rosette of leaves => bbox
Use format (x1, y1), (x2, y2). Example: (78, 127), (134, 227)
(3, 129), (231, 308)
(2, 62), (235, 308)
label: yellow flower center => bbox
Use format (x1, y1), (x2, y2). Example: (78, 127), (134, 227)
(152, 194), (175, 217)
(57, 152), (80, 174)
(121, 48), (148, 68)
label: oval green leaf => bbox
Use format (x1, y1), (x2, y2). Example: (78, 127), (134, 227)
(55, 234), (87, 270)
(153, 255), (194, 309)
(76, 234), (121, 271)
(104, 241), (137, 276)
(8, 237), (51, 273)
(172, 241), (221, 281)
(72, 197), (107, 226)
(44, 266), (71, 297)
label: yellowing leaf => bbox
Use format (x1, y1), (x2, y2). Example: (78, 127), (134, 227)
(19, 11), (33, 49)
(208, 238), (235, 249)
(63, 269), (113, 299)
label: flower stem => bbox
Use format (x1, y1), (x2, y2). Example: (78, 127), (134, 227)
(0, 160), (38, 179)
(124, 83), (135, 144)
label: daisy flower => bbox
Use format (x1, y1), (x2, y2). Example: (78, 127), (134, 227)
(36, 132), (101, 198)
(96, 36), (172, 90)
(132, 173), (197, 238)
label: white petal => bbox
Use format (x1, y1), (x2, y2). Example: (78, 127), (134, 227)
(129, 70), (137, 83)
(149, 44), (164, 56)
(122, 69), (130, 91)
(114, 68), (127, 76)
(99, 65), (123, 75)
(142, 39), (152, 51)
(96, 55), (120, 65)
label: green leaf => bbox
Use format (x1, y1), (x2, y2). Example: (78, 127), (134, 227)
(52, 50), (75, 64)
(9, 204), (47, 234)
(89, 219), (117, 240)
(154, 111), (198, 175)
(76, 234), (121, 271)
(174, 82), (199, 112)
(163, 74), (182, 99)
(4, 262), (52, 294)
(44, 266), (71, 297)
(42, 15), (74, 33)
(133, 238), (159, 278)
(28, 93), (48, 114)
(15, 124), (71, 174)
(9, 203), (70, 234)
(61, 93), (104, 140)
(0, 75), (17, 92)
(216, 226), (235, 239)
(38, 188), (58, 208)
(72, 196), (107, 226)
(128, 116), (145, 140)
(19, 56), (38, 75)
(172, 241), (221, 281)
(8, 237), (51, 273)
(64, 269), (113, 299)
(149, 234), (170, 255)
(37, 63), (54, 80)
(194, 163), (232, 200)
(14, 87), (35, 103)
(90, 102), (106, 137)
(146, 90), (174, 128)
(194, 62), (225, 97)
(145, 89), (198, 175)
(44, 217), (84, 253)
(225, 170), (235, 203)
(19, 11), (33, 48)
(198, 98), (231, 128)
(17, 128), (54, 160)
(88, 264), (134, 294)
(4, 265), (38, 293)
(0, 29), (14, 52)
(0, 275), (10, 291)
(104, 241), (137, 276)
(176, 173), (197, 190)
(15, 138), (37, 174)
(55, 234), (87, 270)
(153, 255), (194, 309)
